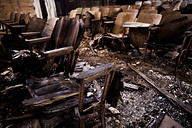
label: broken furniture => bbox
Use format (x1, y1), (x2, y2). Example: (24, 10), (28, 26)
(13, 16), (85, 77)
(144, 14), (192, 72)
(22, 63), (115, 128)
(101, 11), (138, 50)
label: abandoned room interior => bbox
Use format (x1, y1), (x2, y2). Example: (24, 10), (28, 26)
(0, 0), (192, 127)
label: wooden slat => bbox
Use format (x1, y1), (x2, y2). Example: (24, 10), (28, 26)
(76, 63), (114, 83)
(44, 46), (74, 58)
(44, 96), (97, 114)
(128, 63), (192, 115)
(22, 90), (79, 107)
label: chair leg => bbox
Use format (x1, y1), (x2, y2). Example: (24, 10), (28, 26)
(144, 43), (148, 61)
(80, 120), (85, 128)
(100, 103), (106, 128)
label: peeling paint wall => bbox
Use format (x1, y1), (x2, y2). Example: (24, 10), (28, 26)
(0, 0), (36, 20)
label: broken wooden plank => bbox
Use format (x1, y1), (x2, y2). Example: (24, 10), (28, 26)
(128, 63), (192, 115)
(22, 90), (79, 107)
(1, 84), (24, 94)
(44, 96), (97, 114)
(123, 82), (139, 90)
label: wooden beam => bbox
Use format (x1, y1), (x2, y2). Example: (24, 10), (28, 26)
(128, 63), (192, 115)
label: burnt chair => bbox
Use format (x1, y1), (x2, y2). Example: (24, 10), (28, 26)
(144, 14), (192, 72)
(13, 16), (85, 77)
(101, 11), (138, 50)
(22, 63), (115, 128)
(17, 17), (115, 128)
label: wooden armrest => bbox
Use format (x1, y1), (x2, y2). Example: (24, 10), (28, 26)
(9, 25), (26, 28)
(22, 32), (41, 37)
(185, 31), (192, 36)
(104, 21), (114, 24)
(76, 63), (114, 83)
(149, 26), (159, 31)
(91, 19), (101, 22)
(25, 37), (51, 45)
(5, 22), (18, 26)
(44, 46), (74, 58)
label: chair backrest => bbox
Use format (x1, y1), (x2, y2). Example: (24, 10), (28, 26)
(140, 9), (158, 14)
(18, 14), (28, 24)
(69, 9), (77, 19)
(26, 16), (46, 32)
(129, 5), (140, 10)
(143, 1), (152, 6)
(108, 7), (122, 20)
(10, 12), (16, 22)
(112, 12), (137, 34)
(41, 18), (59, 37)
(152, 1), (162, 7)
(135, 1), (143, 7)
(120, 5), (129, 12)
(137, 13), (162, 25)
(76, 8), (83, 15)
(91, 6), (100, 11)
(14, 12), (22, 23)
(82, 8), (91, 16)
(100, 6), (110, 18)
(50, 16), (85, 50)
